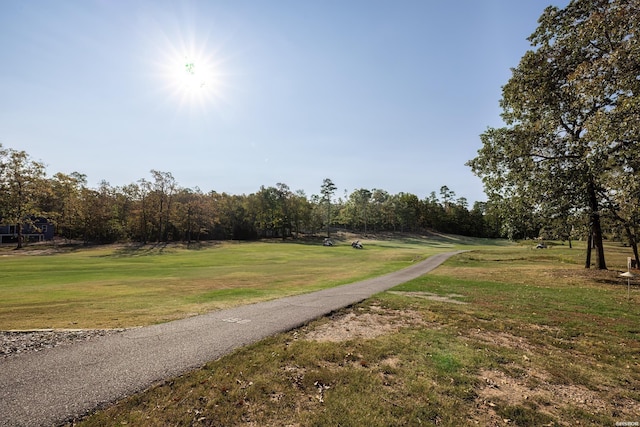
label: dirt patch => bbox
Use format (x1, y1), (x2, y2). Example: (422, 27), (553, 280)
(465, 329), (541, 354)
(466, 327), (640, 424)
(474, 367), (640, 424)
(388, 291), (468, 304)
(302, 305), (432, 343)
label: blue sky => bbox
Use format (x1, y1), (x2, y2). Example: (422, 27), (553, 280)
(1, 0), (569, 204)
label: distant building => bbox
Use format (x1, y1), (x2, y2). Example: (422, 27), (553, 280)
(0, 217), (55, 243)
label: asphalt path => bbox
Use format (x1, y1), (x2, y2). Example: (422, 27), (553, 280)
(0, 250), (464, 427)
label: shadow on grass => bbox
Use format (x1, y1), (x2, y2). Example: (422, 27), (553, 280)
(364, 231), (511, 247)
(43, 231), (513, 258)
(101, 241), (224, 258)
(0, 240), (89, 256)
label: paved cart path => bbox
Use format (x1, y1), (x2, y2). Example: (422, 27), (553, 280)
(0, 251), (463, 427)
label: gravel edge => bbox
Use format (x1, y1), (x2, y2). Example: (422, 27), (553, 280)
(1, 329), (127, 359)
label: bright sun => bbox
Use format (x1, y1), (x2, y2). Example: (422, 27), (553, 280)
(145, 19), (228, 112)
(153, 43), (225, 111)
(171, 57), (211, 94)
(166, 53), (220, 103)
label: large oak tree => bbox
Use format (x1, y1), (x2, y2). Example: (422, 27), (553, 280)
(468, 0), (640, 269)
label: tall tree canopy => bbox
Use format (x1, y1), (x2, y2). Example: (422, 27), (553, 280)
(0, 146), (496, 244)
(468, 0), (640, 269)
(0, 146), (47, 249)
(320, 178), (337, 238)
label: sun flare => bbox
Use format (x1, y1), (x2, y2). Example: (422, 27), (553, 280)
(164, 52), (221, 104)
(170, 56), (215, 95)
(149, 33), (226, 112)
(143, 15), (230, 113)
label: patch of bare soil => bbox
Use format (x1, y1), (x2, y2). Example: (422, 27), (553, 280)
(388, 291), (468, 305)
(474, 366), (640, 425)
(303, 293), (464, 343)
(468, 330), (640, 425)
(302, 305), (433, 343)
(466, 329), (542, 354)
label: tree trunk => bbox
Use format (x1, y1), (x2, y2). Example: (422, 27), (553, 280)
(158, 197), (164, 242)
(591, 215), (606, 270)
(623, 224), (640, 268)
(586, 181), (607, 270)
(326, 204), (331, 238)
(585, 231), (592, 268)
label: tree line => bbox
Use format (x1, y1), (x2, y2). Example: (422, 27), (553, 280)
(0, 144), (501, 246)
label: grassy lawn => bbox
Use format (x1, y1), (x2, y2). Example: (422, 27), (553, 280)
(65, 240), (640, 426)
(0, 233), (493, 329)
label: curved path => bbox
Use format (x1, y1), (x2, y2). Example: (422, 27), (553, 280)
(0, 251), (463, 427)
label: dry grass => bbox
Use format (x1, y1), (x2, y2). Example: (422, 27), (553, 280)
(0, 238), (452, 329)
(67, 241), (640, 426)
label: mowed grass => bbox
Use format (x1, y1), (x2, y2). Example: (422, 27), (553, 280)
(68, 240), (640, 426)
(0, 233), (493, 330)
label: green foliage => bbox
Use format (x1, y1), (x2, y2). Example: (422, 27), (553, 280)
(0, 147), (47, 248)
(0, 149), (500, 244)
(468, 0), (640, 268)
